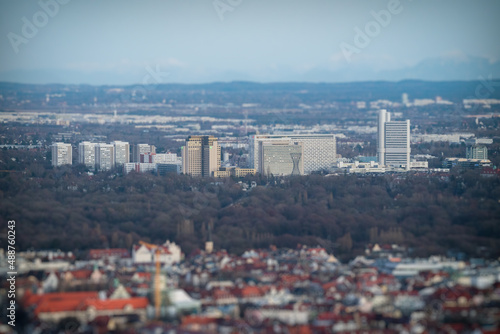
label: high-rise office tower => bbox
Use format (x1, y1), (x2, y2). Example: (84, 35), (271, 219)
(377, 109), (410, 169)
(112, 141), (130, 165)
(259, 139), (304, 176)
(132, 144), (156, 162)
(95, 143), (115, 171)
(250, 134), (336, 174)
(51, 143), (72, 166)
(182, 135), (221, 177)
(78, 142), (96, 168)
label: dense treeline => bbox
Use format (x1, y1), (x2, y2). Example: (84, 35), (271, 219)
(1, 168), (499, 260)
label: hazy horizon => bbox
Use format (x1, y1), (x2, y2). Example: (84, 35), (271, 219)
(1, 0), (499, 85)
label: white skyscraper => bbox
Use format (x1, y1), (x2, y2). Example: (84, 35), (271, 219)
(78, 142), (96, 168)
(112, 141), (130, 165)
(95, 143), (115, 171)
(377, 109), (410, 169)
(51, 143), (72, 166)
(250, 134), (336, 174)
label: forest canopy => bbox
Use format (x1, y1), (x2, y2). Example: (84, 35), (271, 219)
(1, 168), (499, 260)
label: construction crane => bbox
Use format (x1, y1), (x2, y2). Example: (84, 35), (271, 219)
(139, 241), (162, 319)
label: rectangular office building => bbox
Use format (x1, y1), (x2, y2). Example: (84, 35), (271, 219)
(182, 135), (221, 177)
(112, 141), (130, 165)
(95, 143), (115, 171)
(377, 109), (410, 169)
(52, 143), (72, 166)
(259, 140), (304, 176)
(250, 134), (336, 174)
(78, 142), (96, 168)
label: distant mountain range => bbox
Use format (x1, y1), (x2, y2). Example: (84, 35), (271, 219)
(0, 55), (499, 86)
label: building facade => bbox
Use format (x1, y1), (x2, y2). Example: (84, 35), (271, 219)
(95, 143), (115, 171)
(157, 163), (182, 175)
(213, 167), (256, 178)
(51, 143), (72, 166)
(123, 162), (157, 174)
(112, 141), (130, 165)
(250, 134), (336, 174)
(132, 144), (156, 163)
(78, 142), (96, 168)
(466, 145), (488, 160)
(182, 136), (221, 177)
(259, 140), (304, 176)
(377, 109), (410, 169)
(132, 240), (182, 265)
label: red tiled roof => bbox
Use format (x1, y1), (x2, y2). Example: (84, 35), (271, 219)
(235, 286), (263, 298)
(83, 297), (149, 311)
(33, 292), (99, 315)
(32, 292), (149, 315)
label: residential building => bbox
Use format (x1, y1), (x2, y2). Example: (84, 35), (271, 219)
(250, 134), (336, 174)
(132, 144), (156, 162)
(140, 152), (156, 163)
(182, 135), (221, 177)
(112, 141), (130, 165)
(95, 143), (115, 171)
(154, 153), (180, 163)
(259, 139), (304, 176)
(132, 240), (181, 265)
(123, 162), (157, 174)
(78, 142), (96, 168)
(213, 167), (256, 178)
(377, 109), (410, 169)
(26, 291), (148, 325)
(51, 143), (72, 166)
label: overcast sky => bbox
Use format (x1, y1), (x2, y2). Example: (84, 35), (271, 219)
(1, 0), (499, 84)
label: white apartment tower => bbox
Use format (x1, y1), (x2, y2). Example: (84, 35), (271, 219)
(251, 134), (336, 174)
(51, 143), (72, 166)
(377, 109), (410, 169)
(78, 142), (96, 168)
(95, 143), (115, 171)
(112, 141), (130, 165)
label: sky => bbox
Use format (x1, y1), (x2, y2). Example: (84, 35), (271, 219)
(0, 0), (499, 85)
